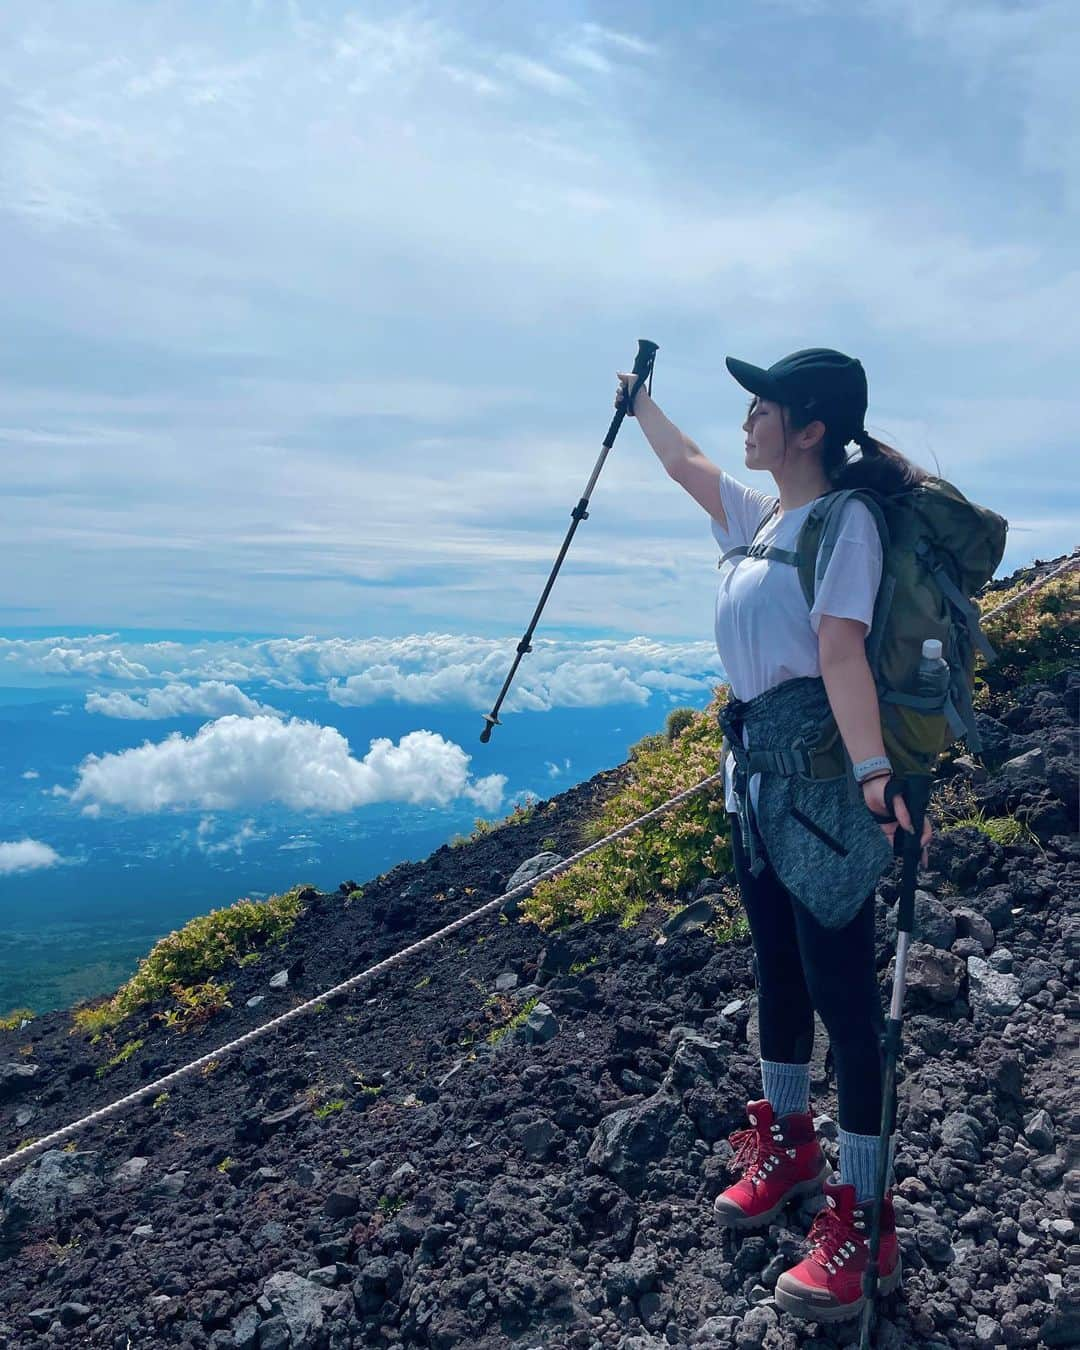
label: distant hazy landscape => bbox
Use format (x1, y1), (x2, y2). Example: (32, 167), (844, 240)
(0, 628), (721, 1013)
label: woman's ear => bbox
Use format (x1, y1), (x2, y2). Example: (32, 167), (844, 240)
(798, 419), (827, 452)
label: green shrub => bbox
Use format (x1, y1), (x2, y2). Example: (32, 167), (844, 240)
(488, 996), (539, 1046)
(71, 886), (306, 1037)
(628, 731), (668, 761)
(976, 570), (1078, 706)
(703, 883), (751, 943)
(568, 956), (600, 975)
(524, 689), (731, 931)
(664, 707), (698, 742)
(935, 779), (1038, 850)
(313, 1099), (346, 1119)
(160, 979), (232, 1033)
(95, 1038), (144, 1079)
(0, 1008), (35, 1032)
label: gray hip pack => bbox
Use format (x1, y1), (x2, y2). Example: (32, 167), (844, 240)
(718, 675), (893, 930)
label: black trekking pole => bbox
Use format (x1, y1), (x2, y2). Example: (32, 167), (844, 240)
(858, 770), (931, 1349)
(479, 339), (658, 743)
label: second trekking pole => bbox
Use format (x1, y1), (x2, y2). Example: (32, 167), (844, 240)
(480, 338), (658, 743)
(858, 769), (931, 1349)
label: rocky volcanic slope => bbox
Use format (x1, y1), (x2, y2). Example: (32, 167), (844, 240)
(0, 621), (1077, 1348)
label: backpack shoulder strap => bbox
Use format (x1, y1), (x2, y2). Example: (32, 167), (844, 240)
(792, 489), (889, 608)
(717, 499), (794, 569)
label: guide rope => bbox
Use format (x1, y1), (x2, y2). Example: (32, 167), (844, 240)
(1, 555), (1074, 1174)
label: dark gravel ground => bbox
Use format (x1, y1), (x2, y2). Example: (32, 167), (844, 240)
(0, 602), (1076, 1348)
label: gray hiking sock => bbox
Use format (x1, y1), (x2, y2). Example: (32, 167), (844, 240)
(838, 1127), (896, 1202)
(760, 1058), (811, 1118)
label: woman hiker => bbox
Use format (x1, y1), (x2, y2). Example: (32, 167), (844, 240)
(617, 348), (932, 1324)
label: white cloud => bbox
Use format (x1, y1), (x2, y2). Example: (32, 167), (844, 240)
(21, 769), (39, 779)
(579, 23), (657, 56)
(85, 680), (280, 720)
(195, 816), (260, 855)
(0, 635), (151, 681)
(39, 646), (150, 679)
(68, 713), (507, 815)
(496, 54), (582, 99)
(0, 838), (62, 874)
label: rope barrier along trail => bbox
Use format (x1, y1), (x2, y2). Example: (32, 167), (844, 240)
(2, 554), (1075, 1175)
(0, 771), (726, 1172)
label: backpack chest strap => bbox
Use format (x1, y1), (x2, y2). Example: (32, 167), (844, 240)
(718, 542), (801, 568)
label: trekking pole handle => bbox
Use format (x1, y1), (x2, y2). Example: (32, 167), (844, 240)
(608, 338), (659, 446)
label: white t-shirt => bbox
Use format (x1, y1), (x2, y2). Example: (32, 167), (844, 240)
(710, 470), (883, 811)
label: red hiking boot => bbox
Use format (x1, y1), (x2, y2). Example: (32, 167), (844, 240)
(712, 1099), (828, 1229)
(775, 1180), (902, 1323)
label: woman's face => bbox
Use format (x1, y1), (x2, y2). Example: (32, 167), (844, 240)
(742, 397), (788, 472)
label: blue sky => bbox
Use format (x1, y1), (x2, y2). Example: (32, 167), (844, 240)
(1, 0), (1076, 646)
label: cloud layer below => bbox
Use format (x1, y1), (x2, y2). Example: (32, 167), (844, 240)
(3, 632), (723, 713)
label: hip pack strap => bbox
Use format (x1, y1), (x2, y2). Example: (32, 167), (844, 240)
(746, 746), (813, 776)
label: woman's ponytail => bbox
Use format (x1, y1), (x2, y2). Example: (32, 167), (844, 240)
(811, 418), (925, 496)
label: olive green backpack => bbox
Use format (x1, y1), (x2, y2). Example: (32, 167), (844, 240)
(727, 477), (1008, 777)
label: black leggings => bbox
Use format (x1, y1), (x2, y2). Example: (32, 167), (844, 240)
(729, 814), (889, 1134)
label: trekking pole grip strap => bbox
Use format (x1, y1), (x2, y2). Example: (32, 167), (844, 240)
(609, 338), (659, 443)
(627, 337), (659, 412)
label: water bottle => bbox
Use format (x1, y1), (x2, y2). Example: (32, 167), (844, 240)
(914, 637), (950, 709)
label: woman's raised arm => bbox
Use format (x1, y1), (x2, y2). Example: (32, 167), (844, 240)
(616, 373), (727, 529)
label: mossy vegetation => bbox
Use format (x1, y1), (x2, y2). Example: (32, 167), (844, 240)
(449, 799), (540, 849)
(934, 777), (1041, 850)
(976, 567), (1078, 705)
(71, 886), (306, 1039)
(487, 995), (540, 1046)
(0, 1008), (35, 1032)
(521, 688), (731, 931)
(94, 1037), (144, 1078)
(703, 883), (752, 943)
(160, 979), (232, 1033)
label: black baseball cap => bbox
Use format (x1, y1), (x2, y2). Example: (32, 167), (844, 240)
(725, 347), (868, 442)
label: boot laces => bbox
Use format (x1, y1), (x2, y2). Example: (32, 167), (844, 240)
(807, 1205), (863, 1270)
(728, 1124), (783, 1181)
